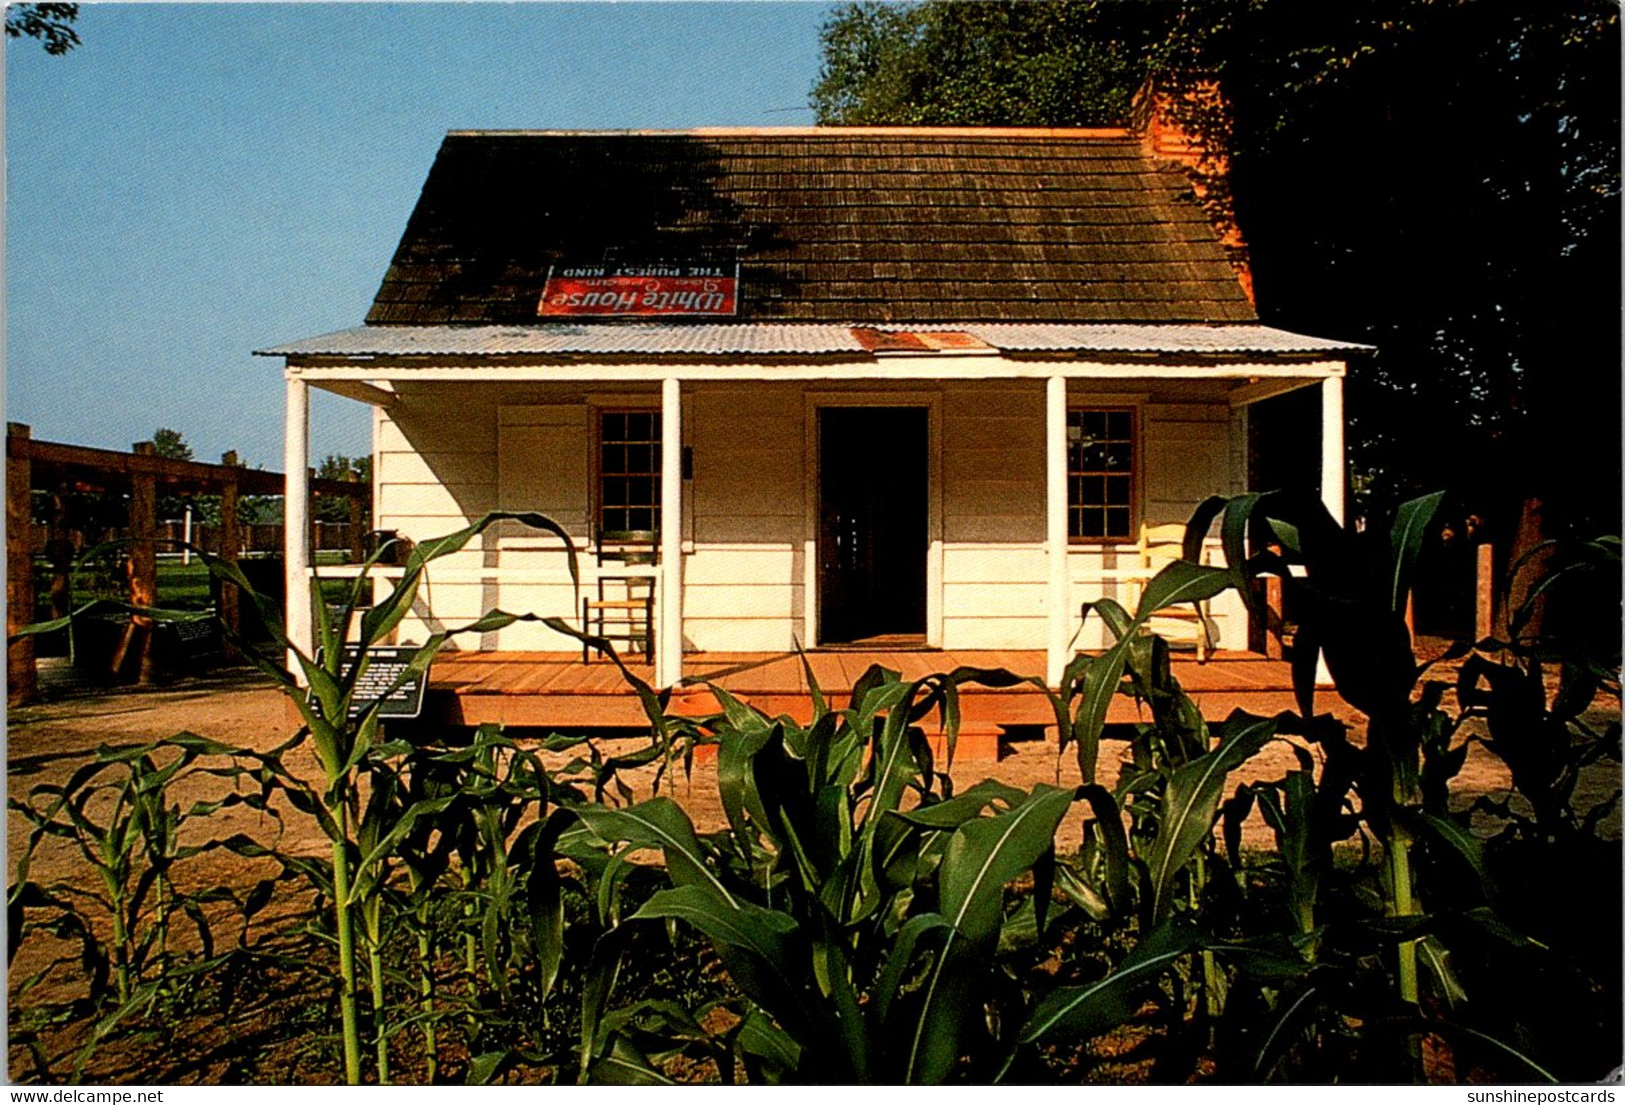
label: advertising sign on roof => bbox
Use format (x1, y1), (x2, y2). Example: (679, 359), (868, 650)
(539, 264), (739, 318)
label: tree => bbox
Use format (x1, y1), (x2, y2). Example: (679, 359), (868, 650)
(813, 2), (1622, 546)
(314, 454), (372, 526)
(147, 429), (197, 523)
(6, 3), (79, 55)
(151, 428), (194, 463)
(813, 2), (1153, 126)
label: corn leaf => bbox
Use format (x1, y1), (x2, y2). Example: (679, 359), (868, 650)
(1388, 491), (1445, 616)
(1144, 713), (1275, 925)
(1020, 918), (1201, 1045)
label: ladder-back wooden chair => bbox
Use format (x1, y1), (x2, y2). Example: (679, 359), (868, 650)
(1126, 522), (1212, 662)
(582, 530), (657, 664)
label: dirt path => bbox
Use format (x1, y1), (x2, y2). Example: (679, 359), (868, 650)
(13, 661), (1590, 872)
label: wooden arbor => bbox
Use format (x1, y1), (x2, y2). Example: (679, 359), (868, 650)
(6, 423), (369, 702)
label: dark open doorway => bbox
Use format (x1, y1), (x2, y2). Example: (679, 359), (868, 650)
(817, 407), (929, 645)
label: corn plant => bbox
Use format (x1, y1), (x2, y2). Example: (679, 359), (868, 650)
(184, 510), (583, 1084)
(561, 623), (1296, 1085)
(1187, 490), (1621, 1082)
(8, 735), (287, 1080)
(567, 663), (1060, 1082)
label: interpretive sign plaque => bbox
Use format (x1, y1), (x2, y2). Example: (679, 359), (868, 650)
(315, 646), (426, 720)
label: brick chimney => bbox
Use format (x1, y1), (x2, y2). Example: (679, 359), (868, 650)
(1132, 74), (1254, 305)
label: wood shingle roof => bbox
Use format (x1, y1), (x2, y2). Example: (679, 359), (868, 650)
(367, 130), (1257, 326)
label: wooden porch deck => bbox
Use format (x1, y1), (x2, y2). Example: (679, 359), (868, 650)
(423, 649), (1351, 734)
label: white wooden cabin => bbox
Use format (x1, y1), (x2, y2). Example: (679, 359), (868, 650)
(262, 127), (1363, 693)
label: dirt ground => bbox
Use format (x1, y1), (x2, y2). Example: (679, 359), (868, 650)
(11, 655), (1609, 871)
(6, 658), (1618, 1083)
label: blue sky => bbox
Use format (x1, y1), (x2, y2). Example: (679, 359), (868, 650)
(6, 2), (832, 466)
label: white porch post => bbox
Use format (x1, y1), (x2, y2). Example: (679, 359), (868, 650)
(1320, 373), (1346, 524)
(1315, 372), (1347, 688)
(283, 375), (311, 673)
(659, 376), (683, 688)
(1046, 375), (1069, 688)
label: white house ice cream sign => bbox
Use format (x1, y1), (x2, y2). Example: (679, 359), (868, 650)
(539, 264), (739, 317)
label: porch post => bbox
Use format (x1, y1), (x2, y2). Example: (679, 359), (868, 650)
(659, 376), (683, 688)
(1046, 375), (1069, 688)
(1316, 373), (1346, 688)
(1320, 373), (1346, 524)
(284, 375), (312, 673)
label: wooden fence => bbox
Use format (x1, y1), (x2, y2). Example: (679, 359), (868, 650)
(6, 423), (370, 701)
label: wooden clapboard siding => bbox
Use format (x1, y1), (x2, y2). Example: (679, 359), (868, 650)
(940, 383), (1046, 648)
(1144, 403), (1233, 518)
(371, 380), (1262, 657)
(379, 388), (594, 650)
(685, 385), (804, 651)
(378, 386), (498, 643)
(943, 545), (1047, 584)
(684, 545), (798, 585)
(379, 481), (492, 520)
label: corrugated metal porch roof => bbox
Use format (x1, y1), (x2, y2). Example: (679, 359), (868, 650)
(258, 322), (1370, 359)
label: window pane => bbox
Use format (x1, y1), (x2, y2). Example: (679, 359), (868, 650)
(626, 444), (652, 473)
(627, 412), (656, 441)
(1105, 507), (1131, 537)
(1105, 476), (1130, 506)
(1081, 476), (1107, 507)
(626, 476), (654, 509)
(603, 477), (627, 507)
(1107, 411), (1132, 440)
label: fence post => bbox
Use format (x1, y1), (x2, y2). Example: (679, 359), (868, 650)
(7, 422), (38, 704)
(346, 472), (365, 563)
(220, 452), (242, 656)
(1475, 542), (1495, 642)
(47, 486), (73, 621)
(113, 441), (159, 684)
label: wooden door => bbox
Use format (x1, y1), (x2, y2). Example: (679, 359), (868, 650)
(817, 407), (928, 644)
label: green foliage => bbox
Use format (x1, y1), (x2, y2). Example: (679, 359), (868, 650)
(567, 622), (1291, 1083)
(9, 735), (286, 1078)
(314, 454), (371, 524)
(812, 1), (1622, 532)
(5, 3), (78, 55)
(9, 501), (1619, 1083)
(150, 429), (193, 462)
(813, 1), (1153, 126)
(1201, 490), (1621, 1082)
